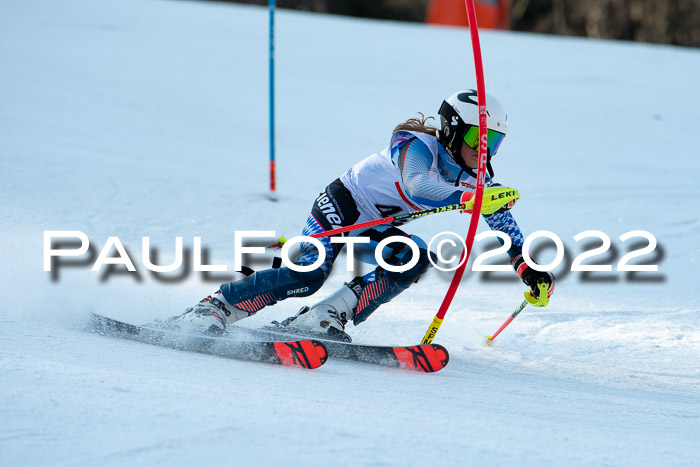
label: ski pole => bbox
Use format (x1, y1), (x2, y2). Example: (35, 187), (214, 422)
(269, 202), (466, 248)
(483, 282), (548, 345)
(483, 299), (528, 346)
(270, 187), (519, 248)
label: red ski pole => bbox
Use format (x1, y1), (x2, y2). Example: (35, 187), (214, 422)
(269, 202), (466, 249)
(484, 283), (548, 345)
(483, 299), (528, 346)
(269, 187), (519, 249)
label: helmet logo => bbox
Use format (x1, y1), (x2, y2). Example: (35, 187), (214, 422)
(457, 90), (478, 106)
(451, 116), (459, 126)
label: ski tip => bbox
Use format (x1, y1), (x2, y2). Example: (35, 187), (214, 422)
(431, 343), (450, 370)
(273, 340), (328, 369)
(312, 340), (329, 366)
(393, 343), (450, 373)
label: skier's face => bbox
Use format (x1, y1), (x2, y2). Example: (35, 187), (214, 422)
(460, 143), (478, 169)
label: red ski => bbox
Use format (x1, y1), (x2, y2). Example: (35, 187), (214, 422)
(232, 326), (450, 372)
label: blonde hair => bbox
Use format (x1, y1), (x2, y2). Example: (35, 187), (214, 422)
(393, 112), (439, 136)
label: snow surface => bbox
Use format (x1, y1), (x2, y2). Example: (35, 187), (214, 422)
(2, 0), (700, 465)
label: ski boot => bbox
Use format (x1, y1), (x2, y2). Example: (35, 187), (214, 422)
(167, 290), (250, 336)
(276, 284), (358, 342)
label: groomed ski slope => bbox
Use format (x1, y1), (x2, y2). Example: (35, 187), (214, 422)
(1, 0), (699, 465)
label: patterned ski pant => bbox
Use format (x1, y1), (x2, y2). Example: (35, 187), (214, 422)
(220, 179), (431, 325)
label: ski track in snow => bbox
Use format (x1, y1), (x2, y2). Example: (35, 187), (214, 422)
(1, 0), (699, 465)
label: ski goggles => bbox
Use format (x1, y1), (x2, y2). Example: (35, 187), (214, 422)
(463, 125), (506, 156)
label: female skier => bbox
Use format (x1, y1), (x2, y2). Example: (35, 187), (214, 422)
(170, 90), (555, 338)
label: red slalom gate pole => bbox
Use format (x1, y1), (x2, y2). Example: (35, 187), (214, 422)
(422, 0), (488, 344)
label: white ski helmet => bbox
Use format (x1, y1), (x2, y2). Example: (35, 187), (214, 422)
(437, 89), (508, 173)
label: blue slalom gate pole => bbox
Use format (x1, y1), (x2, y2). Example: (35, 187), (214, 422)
(268, 0), (277, 199)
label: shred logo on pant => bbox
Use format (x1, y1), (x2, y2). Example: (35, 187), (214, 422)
(287, 287), (309, 296)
